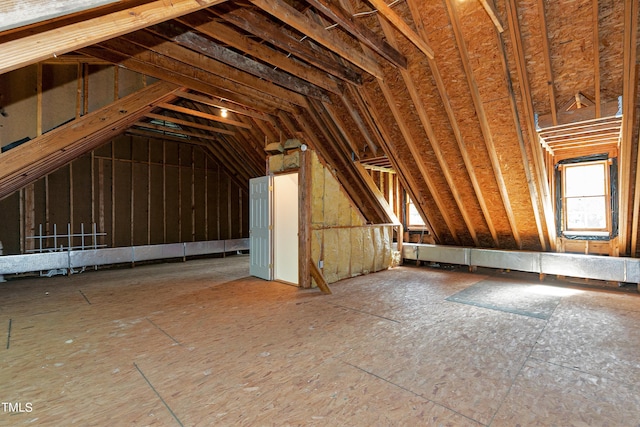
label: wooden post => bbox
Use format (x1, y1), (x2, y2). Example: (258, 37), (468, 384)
(299, 148), (312, 288)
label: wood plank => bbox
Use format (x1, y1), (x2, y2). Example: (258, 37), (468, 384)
(356, 87), (441, 242)
(537, 0), (559, 126)
(445, 0), (521, 248)
(79, 45), (294, 114)
(177, 13), (343, 95)
(249, 0), (384, 79)
(0, 0), (228, 74)
(354, 162), (400, 226)
(310, 258), (332, 294)
(478, 0), (504, 32)
(492, 4), (548, 251)
(148, 21), (331, 102)
(537, 100), (620, 128)
(157, 103), (251, 130)
(364, 0), (434, 59)
(304, 0), (407, 68)
(339, 93), (378, 155)
(620, 0), (638, 255)
(379, 17), (479, 246)
(215, 5), (362, 85)
(108, 32), (311, 109)
(593, 0), (601, 118)
(0, 0), (119, 33)
(132, 121), (221, 141)
(145, 112), (236, 136)
(176, 91), (274, 123)
(299, 149), (312, 289)
(0, 81), (181, 201)
(405, 0), (499, 247)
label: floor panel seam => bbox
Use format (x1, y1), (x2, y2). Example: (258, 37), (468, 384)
(339, 359), (487, 426)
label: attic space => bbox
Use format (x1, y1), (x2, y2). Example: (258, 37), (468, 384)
(1, 0), (640, 425)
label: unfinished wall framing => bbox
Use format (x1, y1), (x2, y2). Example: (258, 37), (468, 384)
(310, 151), (393, 284)
(0, 135), (248, 255)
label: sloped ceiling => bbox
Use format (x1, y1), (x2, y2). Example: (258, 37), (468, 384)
(0, 0), (638, 253)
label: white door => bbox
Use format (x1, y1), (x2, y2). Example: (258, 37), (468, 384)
(249, 176), (272, 280)
(273, 173), (299, 284)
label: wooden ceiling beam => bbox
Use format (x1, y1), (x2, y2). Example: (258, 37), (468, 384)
(113, 30), (310, 109)
(536, 0), (559, 126)
(133, 121), (220, 141)
(0, 0), (228, 74)
(148, 21), (330, 102)
(592, 0), (601, 118)
(157, 103), (252, 130)
(176, 91), (275, 123)
(405, 0), (499, 247)
(249, 0), (384, 79)
(214, 5), (362, 85)
(378, 17), (480, 246)
(79, 45), (290, 114)
(339, 92), (378, 156)
(363, 0), (434, 59)
(145, 112), (236, 136)
(445, 0), (522, 248)
(304, 0), (407, 68)
(177, 13), (343, 96)
(0, 80), (181, 200)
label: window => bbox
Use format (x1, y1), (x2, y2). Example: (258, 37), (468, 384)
(557, 158), (615, 238)
(406, 196), (426, 228)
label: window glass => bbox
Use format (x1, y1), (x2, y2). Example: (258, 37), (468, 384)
(562, 161), (608, 232)
(407, 198), (425, 227)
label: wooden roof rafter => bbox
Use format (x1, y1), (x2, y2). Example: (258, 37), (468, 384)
(377, 17), (480, 246)
(178, 100), (266, 174)
(176, 11), (344, 96)
(304, 100), (390, 223)
(445, 0), (522, 248)
(248, 0), (384, 79)
(303, 0), (407, 69)
(363, 0), (434, 59)
(338, 92), (379, 156)
(175, 91), (275, 123)
(490, 0), (549, 251)
(112, 29), (311, 109)
(536, 0), (559, 126)
(213, 4), (363, 85)
(144, 112), (236, 136)
(0, 80), (182, 200)
(78, 43), (295, 114)
(147, 20), (331, 102)
(376, 77), (461, 245)
(623, 0), (640, 255)
(592, 0), (601, 118)
(357, 87), (441, 241)
(0, 0), (229, 75)
(405, 0), (500, 247)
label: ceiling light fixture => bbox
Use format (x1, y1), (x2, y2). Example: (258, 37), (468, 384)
(221, 108), (228, 118)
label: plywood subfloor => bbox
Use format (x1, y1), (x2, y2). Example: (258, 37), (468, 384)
(1, 256), (640, 426)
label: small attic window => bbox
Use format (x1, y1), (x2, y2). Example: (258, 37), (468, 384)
(406, 195), (426, 229)
(556, 156), (617, 239)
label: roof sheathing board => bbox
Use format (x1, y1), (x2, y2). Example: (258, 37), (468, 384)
(416, 1), (518, 248)
(459, 1), (542, 249)
(546, 0), (596, 107)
